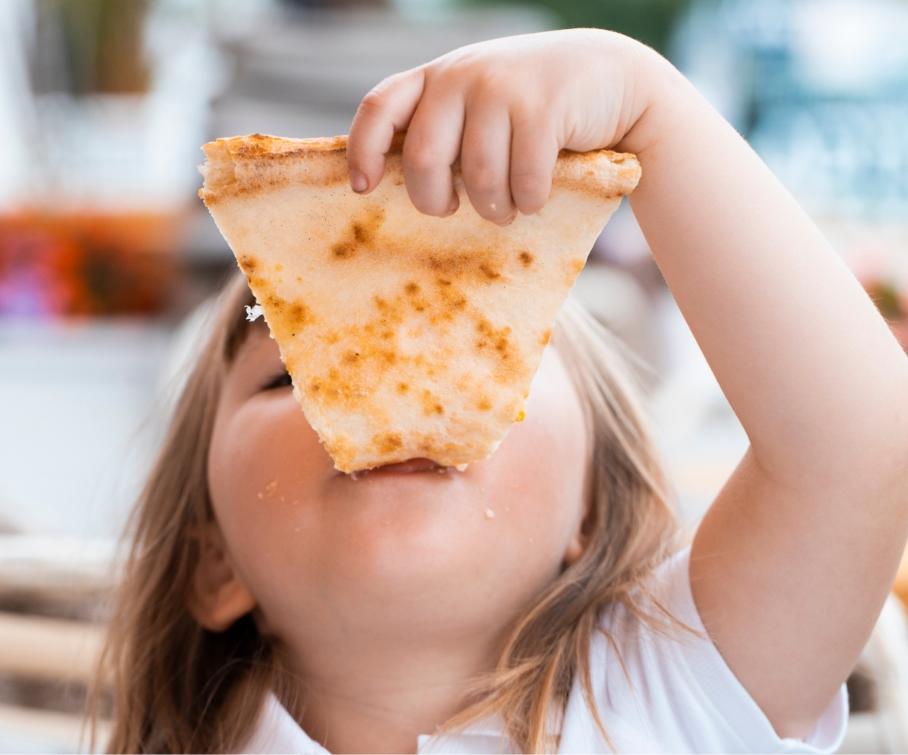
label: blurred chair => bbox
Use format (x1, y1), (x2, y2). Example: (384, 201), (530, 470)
(838, 594), (908, 753)
(0, 534), (112, 753)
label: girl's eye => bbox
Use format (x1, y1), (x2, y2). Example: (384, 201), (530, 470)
(261, 371), (293, 391)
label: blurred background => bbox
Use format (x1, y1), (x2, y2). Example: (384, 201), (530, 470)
(1, 0), (907, 751)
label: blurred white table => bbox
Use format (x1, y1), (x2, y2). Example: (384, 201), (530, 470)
(0, 319), (171, 538)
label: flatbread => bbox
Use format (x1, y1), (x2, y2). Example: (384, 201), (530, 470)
(199, 133), (640, 473)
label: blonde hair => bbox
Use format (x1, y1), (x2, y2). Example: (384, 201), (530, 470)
(88, 272), (698, 753)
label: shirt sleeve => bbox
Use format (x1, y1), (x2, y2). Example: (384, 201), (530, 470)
(639, 545), (849, 753)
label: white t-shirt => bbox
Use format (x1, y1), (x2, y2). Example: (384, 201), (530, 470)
(239, 545), (849, 753)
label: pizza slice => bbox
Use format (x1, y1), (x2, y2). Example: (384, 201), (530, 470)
(199, 133), (640, 473)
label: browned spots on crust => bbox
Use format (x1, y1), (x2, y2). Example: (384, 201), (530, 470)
(429, 278), (468, 323)
(332, 241), (355, 258)
(275, 264), (284, 272)
(264, 292), (313, 340)
(199, 134), (354, 205)
(540, 328), (552, 346)
(228, 133), (348, 159)
(552, 148), (641, 197)
(372, 432), (403, 454)
(426, 252), (468, 274)
(201, 162), (348, 205)
(555, 177), (628, 201)
(478, 263), (501, 281)
(477, 396), (493, 412)
(306, 307), (410, 410)
(288, 301), (311, 325)
(412, 433), (464, 461)
(518, 251), (534, 268)
(474, 315), (525, 383)
(396, 382), (409, 394)
(422, 249), (508, 286)
(564, 257), (587, 286)
(329, 206), (386, 261)
(239, 255), (258, 273)
(305, 366), (368, 410)
(476, 317), (512, 357)
(325, 435), (356, 470)
(421, 389), (444, 416)
(402, 281), (430, 313)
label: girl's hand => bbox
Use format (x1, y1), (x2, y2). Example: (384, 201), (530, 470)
(346, 29), (656, 225)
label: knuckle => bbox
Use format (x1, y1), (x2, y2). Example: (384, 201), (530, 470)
(405, 145), (445, 173)
(463, 162), (500, 197)
(358, 90), (386, 114)
(510, 168), (545, 197)
(472, 68), (506, 99)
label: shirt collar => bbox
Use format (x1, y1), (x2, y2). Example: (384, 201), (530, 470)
(239, 692), (513, 754)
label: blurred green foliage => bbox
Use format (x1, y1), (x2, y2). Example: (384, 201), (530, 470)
(457, 0), (693, 54)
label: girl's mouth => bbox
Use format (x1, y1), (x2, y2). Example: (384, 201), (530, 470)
(341, 458), (469, 479)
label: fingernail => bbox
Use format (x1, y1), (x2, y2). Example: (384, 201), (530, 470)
(350, 170), (368, 193)
(444, 198), (459, 216)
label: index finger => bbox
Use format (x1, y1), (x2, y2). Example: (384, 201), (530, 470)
(347, 68), (426, 194)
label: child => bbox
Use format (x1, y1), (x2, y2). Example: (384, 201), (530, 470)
(90, 28), (908, 753)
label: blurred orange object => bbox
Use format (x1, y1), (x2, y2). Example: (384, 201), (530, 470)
(895, 547), (908, 611)
(0, 210), (182, 318)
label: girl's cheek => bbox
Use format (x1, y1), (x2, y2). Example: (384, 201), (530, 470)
(208, 399), (326, 552)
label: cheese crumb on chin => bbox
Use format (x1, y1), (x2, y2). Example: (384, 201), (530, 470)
(245, 304), (264, 322)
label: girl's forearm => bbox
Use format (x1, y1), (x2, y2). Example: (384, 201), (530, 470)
(619, 53), (908, 492)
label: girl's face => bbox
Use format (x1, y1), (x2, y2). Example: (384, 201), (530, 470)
(206, 321), (590, 656)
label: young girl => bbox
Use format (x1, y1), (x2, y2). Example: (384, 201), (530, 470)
(90, 28), (908, 753)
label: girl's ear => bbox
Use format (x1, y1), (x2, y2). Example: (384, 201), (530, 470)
(187, 521), (257, 632)
(563, 532), (586, 567)
(563, 502), (593, 567)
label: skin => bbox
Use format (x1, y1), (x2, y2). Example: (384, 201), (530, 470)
(194, 27), (908, 752)
(199, 322), (589, 753)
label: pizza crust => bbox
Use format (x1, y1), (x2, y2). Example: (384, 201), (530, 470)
(200, 133), (640, 473)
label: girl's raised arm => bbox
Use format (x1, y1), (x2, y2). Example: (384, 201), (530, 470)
(346, 29), (908, 740)
(621, 47), (908, 739)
